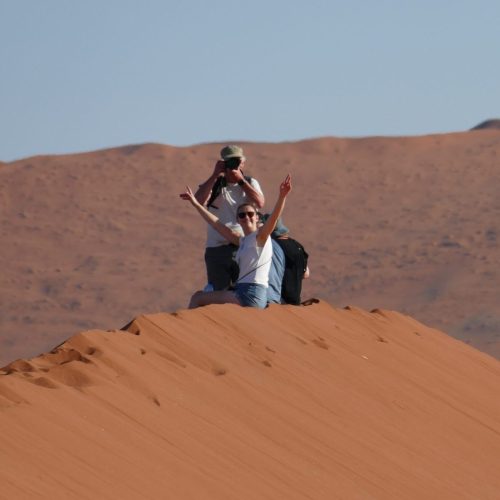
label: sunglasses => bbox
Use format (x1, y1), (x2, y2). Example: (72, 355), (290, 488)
(237, 211), (256, 219)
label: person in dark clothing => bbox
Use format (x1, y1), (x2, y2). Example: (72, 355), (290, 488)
(271, 218), (310, 305)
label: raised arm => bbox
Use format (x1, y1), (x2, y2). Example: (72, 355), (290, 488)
(256, 174), (292, 246)
(180, 186), (241, 245)
(233, 168), (265, 208)
(194, 161), (225, 205)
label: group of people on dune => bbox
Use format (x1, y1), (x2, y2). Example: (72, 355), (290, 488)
(180, 145), (309, 309)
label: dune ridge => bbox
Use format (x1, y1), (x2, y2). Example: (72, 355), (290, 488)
(471, 118), (500, 130)
(1, 301), (500, 499)
(1, 130), (500, 364)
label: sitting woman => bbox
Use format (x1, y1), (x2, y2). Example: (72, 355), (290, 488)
(180, 174), (292, 309)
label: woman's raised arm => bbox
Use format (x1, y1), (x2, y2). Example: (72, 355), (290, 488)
(256, 174), (292, 246)
(180, 186), (241, 246)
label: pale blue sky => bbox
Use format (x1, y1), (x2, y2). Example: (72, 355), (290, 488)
(1, 0), (499, 161)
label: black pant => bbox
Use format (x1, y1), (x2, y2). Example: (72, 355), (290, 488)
(204, 244), (239, 291)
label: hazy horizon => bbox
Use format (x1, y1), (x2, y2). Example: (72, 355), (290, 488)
(2, 1), (500, 161)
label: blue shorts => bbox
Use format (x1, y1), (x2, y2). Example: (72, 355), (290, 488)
(234, 283), (268, 308)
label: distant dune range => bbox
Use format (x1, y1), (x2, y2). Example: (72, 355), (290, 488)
(1, 127), (500, 365)
(471, 118), (500, 130)
(1, 302), (500, 499)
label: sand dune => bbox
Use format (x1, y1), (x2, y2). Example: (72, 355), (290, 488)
(471, 118), (500, 130)
(1, 131), (500, 364)
(1, 301), (500, 499)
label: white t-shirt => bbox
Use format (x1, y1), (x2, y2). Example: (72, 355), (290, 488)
(236, 232), (273, 286)
(206, 178), (263, 247)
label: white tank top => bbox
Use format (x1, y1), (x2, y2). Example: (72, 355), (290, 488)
(236, 232), (272, 286)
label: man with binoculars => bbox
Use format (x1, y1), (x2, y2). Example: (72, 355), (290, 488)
(194, 145), (265, 291)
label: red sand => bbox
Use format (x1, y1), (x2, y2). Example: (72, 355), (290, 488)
(1, 131), (500, 364)
(1, 301), (500, 499)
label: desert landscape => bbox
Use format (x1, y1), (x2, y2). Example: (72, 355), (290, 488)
(2, 301), (500, 499)
(1, 124), (500, 364)
(2, 124), (500, 498)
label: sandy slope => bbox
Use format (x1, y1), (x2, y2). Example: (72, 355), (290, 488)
(1, 301), (500, 499)
(1, 131), (500, 364)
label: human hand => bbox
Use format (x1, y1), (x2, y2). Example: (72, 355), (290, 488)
(280, 174), (292, 197)
(231, 167), (245, 183)
(213, 160), (226, 178)
(179, 186), (197, 205)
